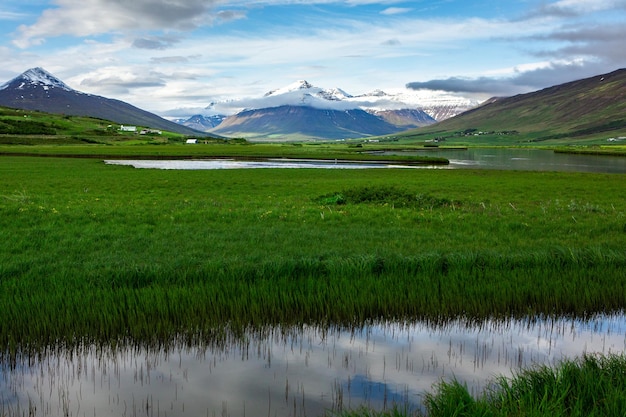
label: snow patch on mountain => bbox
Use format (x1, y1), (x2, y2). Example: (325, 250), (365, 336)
(0, 67), (73, 92)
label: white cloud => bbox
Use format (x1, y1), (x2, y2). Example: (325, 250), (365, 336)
(380, 7), (412, 15)
(11, 0), (415, 48)
(528, 0), (626, 17)
(551, 0), (626, 12)
(0, 11), (27, 20)
(13, 0), (221, 48)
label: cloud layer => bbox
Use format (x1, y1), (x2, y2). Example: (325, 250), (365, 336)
(1, 0), (625, 116)
(406, 0), (626, 97)
(13, 0), (221, 47)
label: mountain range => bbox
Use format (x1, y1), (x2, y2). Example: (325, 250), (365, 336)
(0, 68), (203, 136)
(409, 68), (626, 142)
(210, 105), (411, 141)
(2, 67), (623, 143)
(178, 80), (479, 140)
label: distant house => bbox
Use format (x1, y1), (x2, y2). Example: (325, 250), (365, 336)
(119, 125), (137, 132)
(140, 129), (162, 135)
(186, 139), (198, 144)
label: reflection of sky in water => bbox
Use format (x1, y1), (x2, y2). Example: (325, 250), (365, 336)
(1, 315), (625, 416)
(104, 159), (421, 170)
(104, 149), (626, 173)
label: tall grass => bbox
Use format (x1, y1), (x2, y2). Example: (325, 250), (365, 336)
(2, 250), (625, 354)
(329, 354), (626, 417)
(1, 156), (625, 356)
(422, 354), (626, 417)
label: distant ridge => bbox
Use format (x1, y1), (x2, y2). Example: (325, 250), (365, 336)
(417, 68), (626, 141)
(204, 79), (458, 140)
(0, 68), (204, 136)
(210, 105), (406, 141)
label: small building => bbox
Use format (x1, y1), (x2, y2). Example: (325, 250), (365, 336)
(186, 139), (198, 144)
(140, 129), (162, 135)
(119, 125), (137, 132)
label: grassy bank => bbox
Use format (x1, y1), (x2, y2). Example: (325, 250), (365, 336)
(330, 354), (626, 417)
(554, 145), (626, 157)
(1, 156), (625, 354)
(0, 142), (449, 164)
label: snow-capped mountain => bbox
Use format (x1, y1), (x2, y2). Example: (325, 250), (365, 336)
(0, 68), (202, 135)
(370, 108), (436, 128)
(196, 80), (480, 123)
(202, 80), (478, 140)
(348, 88), (481, 120)
(0, 67), (73, 92)
(176, 114), (226, 131)
(210, 105), (406, 141)
(264, 80), (352, 101)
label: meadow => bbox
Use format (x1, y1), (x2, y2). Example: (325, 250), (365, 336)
(1, 154), (625, 356)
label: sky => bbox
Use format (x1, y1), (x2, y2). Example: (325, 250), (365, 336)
(1, 0), (625, 118)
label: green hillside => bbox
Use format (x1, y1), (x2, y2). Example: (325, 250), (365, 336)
(396, 68), (626, 145)
(0, 106), (199, 145)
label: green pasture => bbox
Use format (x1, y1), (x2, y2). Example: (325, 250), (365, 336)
(0, 106), (196, 147)
(1, 155), (625, 354)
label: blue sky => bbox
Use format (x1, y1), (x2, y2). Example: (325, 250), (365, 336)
(1, 0), (625, 116)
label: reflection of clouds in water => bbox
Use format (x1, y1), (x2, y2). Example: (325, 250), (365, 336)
(342, 374), (416, 410)
(104, 159), (421, 170)
(1, 316), (625, 416)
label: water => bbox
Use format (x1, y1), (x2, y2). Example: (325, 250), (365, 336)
(2, 315), (625, 417)
(104, 149), (626, 173)
(389, 148), (626, 173)
(104, 159), (418, 170)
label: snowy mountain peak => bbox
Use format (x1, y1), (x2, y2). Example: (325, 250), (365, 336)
(191, 81), (482, 122)
(363, 89), (389, 97)
(262, 80), (353, 104)
(319, 87), (352, 101)
(0, 67), (73, 91)
(265, 80), (314, 96)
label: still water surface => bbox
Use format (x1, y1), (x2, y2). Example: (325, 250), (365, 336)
(2, 315), (625, 416)
(105, 148), (626, 173)
(399, 148), (626, 173)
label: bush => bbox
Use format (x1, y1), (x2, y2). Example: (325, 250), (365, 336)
(317, 186), (456, 209)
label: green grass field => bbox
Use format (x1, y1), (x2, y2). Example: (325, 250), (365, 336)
(1, 155), (625, 356)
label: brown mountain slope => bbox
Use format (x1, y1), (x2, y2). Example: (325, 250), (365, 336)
(415, 68), (626, 141)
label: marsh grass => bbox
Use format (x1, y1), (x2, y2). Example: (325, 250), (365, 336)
(1, 156), (625, 355)
(328, 354), (626, 417)
(422, 354), (626, 417)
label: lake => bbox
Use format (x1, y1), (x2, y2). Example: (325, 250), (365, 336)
(2, 315), (625, 417)
(397, 148), (626, 173)
(104, 148), (626, 173)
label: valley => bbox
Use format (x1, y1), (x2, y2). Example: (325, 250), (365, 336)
(0, 68), (625, 417)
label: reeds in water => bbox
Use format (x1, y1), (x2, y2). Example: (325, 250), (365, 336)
(2, 249), (625, 358)
(423, 353), (626, 417)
